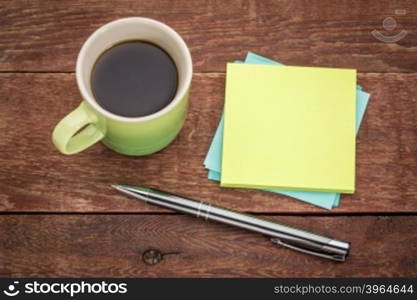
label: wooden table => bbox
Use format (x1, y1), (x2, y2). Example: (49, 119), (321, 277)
(1, 0), (416, 277)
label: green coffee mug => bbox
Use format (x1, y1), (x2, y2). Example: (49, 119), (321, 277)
(52, 18), (192, 155)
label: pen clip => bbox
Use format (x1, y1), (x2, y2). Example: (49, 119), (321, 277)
(270, 238), (346, 262)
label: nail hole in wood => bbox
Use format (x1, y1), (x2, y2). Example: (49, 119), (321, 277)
(142, 249), (163, 265)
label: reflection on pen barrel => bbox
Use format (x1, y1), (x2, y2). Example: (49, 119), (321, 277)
(192, 199), (350, 262)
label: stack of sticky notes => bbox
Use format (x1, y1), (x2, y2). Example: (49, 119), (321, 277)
(204, 53), (370, 209)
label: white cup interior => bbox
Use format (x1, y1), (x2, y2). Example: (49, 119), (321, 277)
(76, 17), (192, 122)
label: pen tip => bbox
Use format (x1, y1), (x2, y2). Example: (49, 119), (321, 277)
(111, 184), (151, 199)
(111, 184), (122, 191)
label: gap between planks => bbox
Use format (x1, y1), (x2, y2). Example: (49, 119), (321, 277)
(0, 212), (416, 217)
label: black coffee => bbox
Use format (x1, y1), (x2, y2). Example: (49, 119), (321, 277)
(91, 41), (178, 117)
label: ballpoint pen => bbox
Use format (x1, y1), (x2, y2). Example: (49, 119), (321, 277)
(112, 184), (350, 262)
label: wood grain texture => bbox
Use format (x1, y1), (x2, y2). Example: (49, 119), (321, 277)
(0, 73), (416, 213)
(1, 0), (417, 73)
(0, 214), (416, 277)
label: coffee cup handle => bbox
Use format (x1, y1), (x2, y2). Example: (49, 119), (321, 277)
(52, 102), (105, 155)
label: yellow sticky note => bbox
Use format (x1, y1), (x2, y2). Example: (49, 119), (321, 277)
(221, 64), (357, 193)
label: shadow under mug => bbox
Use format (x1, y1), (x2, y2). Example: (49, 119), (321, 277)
(52, 17), (193, 155)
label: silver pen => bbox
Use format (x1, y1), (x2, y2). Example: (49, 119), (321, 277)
(113, 184), (350, 262)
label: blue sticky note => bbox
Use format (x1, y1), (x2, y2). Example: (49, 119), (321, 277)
(204, 52), (370, 209)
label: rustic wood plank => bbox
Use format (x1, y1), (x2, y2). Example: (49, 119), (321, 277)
(0, 214), (416, 277)
(1, 0), (417, 73)
(0, 73), (416, 213)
